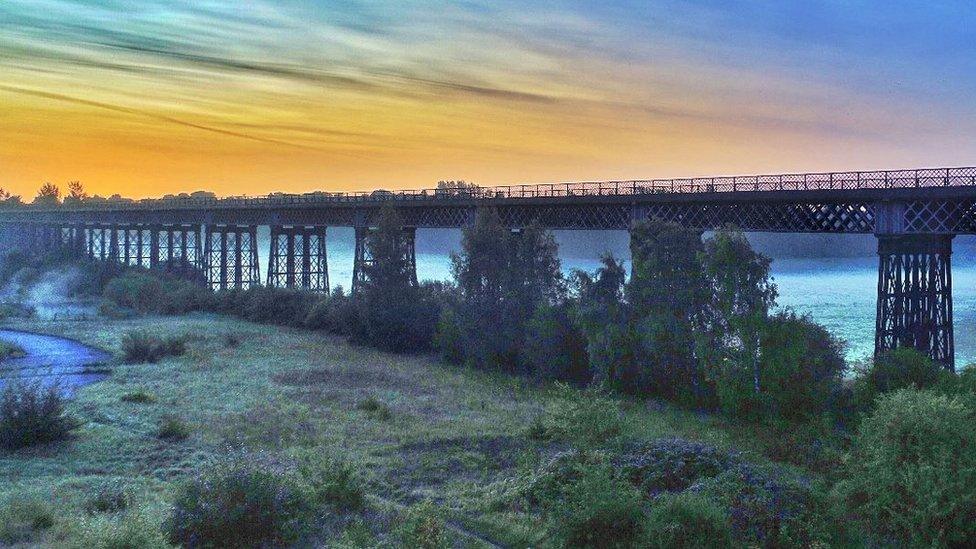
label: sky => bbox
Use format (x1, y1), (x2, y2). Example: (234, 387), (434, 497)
(1, 1), (974, 199)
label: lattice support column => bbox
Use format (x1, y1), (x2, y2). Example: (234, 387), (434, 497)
(267, 226), (329, 292)
(875, 234), (954, 370)
(204, 225), (260, 290)
(351, 226), (417, 294)
(158, 224), (202, 276)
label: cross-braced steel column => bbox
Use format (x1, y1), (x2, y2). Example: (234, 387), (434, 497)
(204, 225), (260, 290)
(875, 234), (954, 370)
(157, 224), (202, 275)
(351, 225), (417, 294)
(267, 225), (329, 292)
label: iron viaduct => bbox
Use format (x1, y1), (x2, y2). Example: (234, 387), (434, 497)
(2, 166), (974, 369)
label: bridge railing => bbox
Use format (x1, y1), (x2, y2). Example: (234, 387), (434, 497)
(10, 166), (976, 211)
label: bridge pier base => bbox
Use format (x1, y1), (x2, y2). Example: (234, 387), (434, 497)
(267, 225), (329, 292)
(204, 225), (260, 290)
(352, 225), (417, 294)
(875, 233), (954, 370)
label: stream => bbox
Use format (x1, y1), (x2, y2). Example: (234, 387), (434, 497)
(0, 330), (111, 393)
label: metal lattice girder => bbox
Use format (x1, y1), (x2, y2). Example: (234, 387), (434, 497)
(204, 225), (260, 290)
(904, 199), (976, 233)
(267, 225), (329, 292)
(875, 234), (954, 370)
(635, 201), (875, 233)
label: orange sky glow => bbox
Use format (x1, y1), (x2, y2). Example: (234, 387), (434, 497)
(2, 1), (975, 199)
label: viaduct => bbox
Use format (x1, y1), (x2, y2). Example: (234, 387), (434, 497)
(1, 166), (974, 369)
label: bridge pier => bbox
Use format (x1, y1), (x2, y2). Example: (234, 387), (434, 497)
(351, 225), (417, 294)
(875, 233), (955, 370)
(156, 224), (202, 275)
(204, 225), (260, 290)
(267, 225), (329, 292)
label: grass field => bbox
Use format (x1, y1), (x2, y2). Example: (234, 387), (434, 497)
(0, 312), (812, 547)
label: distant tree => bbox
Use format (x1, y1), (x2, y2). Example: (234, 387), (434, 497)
(33, 182), (61, 205)
(64, 180), (88, 204)
(436, 180), (483, 197)
(0, 188), (9, 201)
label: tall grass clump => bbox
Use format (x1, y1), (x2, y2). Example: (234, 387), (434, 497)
(395, 501), (449, 549)
(0, 494), (56, 545)
(540, 383), (623, 448)
(120, 331), (186, 364)
(0, 381), (78, 451)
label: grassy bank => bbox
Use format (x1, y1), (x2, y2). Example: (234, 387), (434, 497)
(0, 312), (806, 547)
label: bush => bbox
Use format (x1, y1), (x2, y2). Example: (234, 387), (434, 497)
(541, 384), (623, 448)
(395, 501), (449, 549)
(303, 292), (361, 337)
(353, 283), (444, 353)
(522, 303), (590, 384)
(0, 381), (78, 451)
(167, 453), (364, 547)
(234, 287), (314, 326)
(120, 331), (186, 364)
(103, 272), (166, 314)
(166, 457), (309, 548)
(493, 449), (610, 511)
(616, 438), (737, 496)
(157, 415), (190, 441)
(642, 492), (733, 549)
(0, 495), (55, 545)
(835, 388), (976, 546)
(543, 461), (644, 548)
(852, 348), (944, 413)
(692, 463), (828, 547)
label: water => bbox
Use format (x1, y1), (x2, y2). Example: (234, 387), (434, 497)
(0, 330), (111, 393)
(253, 228), (975, 366)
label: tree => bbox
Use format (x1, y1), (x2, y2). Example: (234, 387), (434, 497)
(627, 220), (711, 402)
(33, 182), (61, 205)
(356, 206), (439, 352)
(64, 180), (88, 204)
(701, 227), (777, 395)
(446, 209), (564, 373)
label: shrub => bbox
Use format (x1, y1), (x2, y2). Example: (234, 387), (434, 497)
(103, 272), (165, 314)
(541, 384), (623, 448)
(835, 388), (976, 546)
(237, 287), (314, 326)
(395, 501), (449, 549)
(543, 461), (644, 548)
(353, 283), (443, 353)
(304, 292), (361, 336)
(852, 348), (944, 413)
(0, 494), (55, 545)
(693, 463), (828, 547)
(433, 306), (465, 364)
(120, 331), (186, 364)
(492, 449), (610, 512)
(355, 396), (392, 421)
(616, 438), (737, 496)
(0, 381), (78, 451)
(642, 492), (733, 549)
(522, 303), (590, 384)
(157, 415), (190, 441)
(166, 457), (309, 548)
